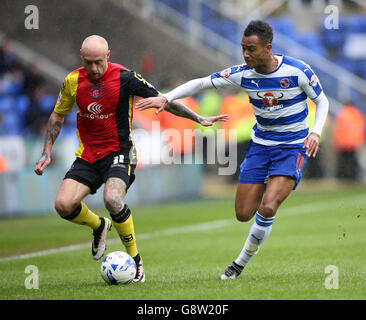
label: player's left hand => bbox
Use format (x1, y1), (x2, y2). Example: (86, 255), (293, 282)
(303, 132), (320, 158)
(34, 152), (51, 175)
(199, 114), (229, 127)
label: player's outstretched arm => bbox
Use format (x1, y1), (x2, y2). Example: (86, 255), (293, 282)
(136, 77), (213, 115)
(34, 111), (65, 176)
(165, 100), (228, 127)
(136, 94), (228, 126)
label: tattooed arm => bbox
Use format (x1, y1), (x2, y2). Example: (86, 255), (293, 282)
(165, 101), (227, 126)
(137, 95), (228, 126)
(165, 101), (203, 123)
(34, 111), (65, 175)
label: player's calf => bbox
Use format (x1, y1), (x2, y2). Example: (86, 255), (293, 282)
(58, 202), (101, 229)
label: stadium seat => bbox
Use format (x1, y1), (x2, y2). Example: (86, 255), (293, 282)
(0, 110), (22, 135)
(295, 32), (327, 57)
(66, 109), (77, 127)
(219, 19), (239, 43)
(0, 96), (14, 112)
(265, 17), (297, 39)
(58, 125), (75, 137)
(342, 14), (366, 33)
(159, 0), (188, 17)
(361, 62), (366, 81)
(320, 17), (346, 50)
(348, 88), (365, 113)
(15, 95), (29, 114)
(39, 93), (55, 113)
(200, 3), (215, 21)
(333, 57), (360, 75)
(0, 72), (23, 97)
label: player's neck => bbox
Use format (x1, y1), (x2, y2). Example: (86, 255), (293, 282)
(254, 54), (278, 74)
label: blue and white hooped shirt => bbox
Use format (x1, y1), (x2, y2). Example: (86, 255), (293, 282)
(210, 55), (323, 146)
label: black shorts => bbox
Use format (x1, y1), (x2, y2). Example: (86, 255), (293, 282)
(64, 152), (136, 194)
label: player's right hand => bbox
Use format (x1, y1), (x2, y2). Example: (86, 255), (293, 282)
(303, 132), (320, 158)
(34, 152), (51, 175)
(135, 95), (168, 115)
(199, 114), (229, 126)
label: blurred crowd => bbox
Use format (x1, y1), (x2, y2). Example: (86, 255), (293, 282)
(0, 38), (55, 137)
(1, 36), (365, 181)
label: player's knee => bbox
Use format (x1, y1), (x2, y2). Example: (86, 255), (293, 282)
(235, 207), (253, 222)
(258, 203), (276, 219)
(54, 197), (78, 218)
(104, 193), (123, 215)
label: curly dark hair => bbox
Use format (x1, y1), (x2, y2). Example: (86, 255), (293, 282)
(243, 20), (273, 44)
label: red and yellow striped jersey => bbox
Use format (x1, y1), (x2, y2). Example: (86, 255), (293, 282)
(54, 62), (158, 163)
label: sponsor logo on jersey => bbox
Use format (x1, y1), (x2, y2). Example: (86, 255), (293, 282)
(79, 102), (113, 119)
(87, 102), (103, 115)
(79, 112), (113, 120)
(56, 92), (62, 105)
(257, 92), (284, 108)
(251, 80), (260, 88)
(90, 87), (103, 100)
(309, 74), (318, 87)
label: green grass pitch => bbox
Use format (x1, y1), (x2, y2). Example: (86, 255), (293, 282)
(0, 186), (365, 300)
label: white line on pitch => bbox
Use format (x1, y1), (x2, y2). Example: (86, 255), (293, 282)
(0, 193), (365, 263)
(0, 219), (233, 263)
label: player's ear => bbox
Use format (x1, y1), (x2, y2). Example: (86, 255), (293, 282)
(266, 42), (272, 53)
(106, 50), (111, 60)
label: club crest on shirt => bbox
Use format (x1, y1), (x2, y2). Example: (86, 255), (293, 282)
(280, 77), (290, 89)
(90, 87), (103, 100)
(220, 68), (231, 79)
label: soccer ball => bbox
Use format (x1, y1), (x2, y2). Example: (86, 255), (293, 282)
(100, 251), (136, 285)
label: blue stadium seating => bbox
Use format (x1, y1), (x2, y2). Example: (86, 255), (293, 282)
(265, 17), (297, 39)
(296, 32), (327, 57)
(0, 97), (22, 135)
(153, 5), (366, 112)
(342, 14), (366, 33)
(2, 7), (366, 137)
